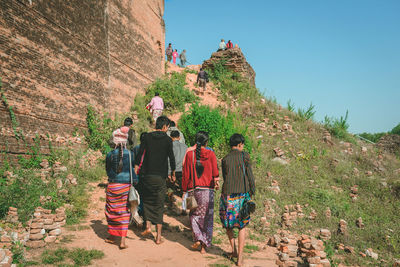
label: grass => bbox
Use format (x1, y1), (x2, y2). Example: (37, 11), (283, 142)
(0, 147), (105, 225)
(202, 63), (400, 266)
(41, 247), (104, 266)
(244, 244), (259, 253)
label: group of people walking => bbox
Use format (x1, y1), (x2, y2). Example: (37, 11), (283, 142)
(105, 115), (256, 266)
(166, 43), (187, 67)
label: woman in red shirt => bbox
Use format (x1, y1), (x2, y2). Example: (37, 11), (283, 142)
(182, 131), (219, 254)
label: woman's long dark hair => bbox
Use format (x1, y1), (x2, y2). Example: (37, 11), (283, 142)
(117, 143), (124, 174)
(194, 131), (209, 177)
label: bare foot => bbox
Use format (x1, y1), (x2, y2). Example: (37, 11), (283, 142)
(141, 229), (153, 237)
(105, 236), (115, 244)
(200, 245), (206, 254)
(119, 244), (128, 250)
(236, 255), (243, 266)
(155, 237), (164, 245)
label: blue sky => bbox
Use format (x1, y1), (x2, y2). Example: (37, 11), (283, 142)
(164, 0), (400, 133)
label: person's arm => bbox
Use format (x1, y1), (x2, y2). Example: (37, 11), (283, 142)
(168, 138), (176, 180)
(211, 152), (220, 190)
(129, 150), (138, 184)
(134, 137), (146, 170)
(245, 152), (256, 196)
(196, 73), (200, 83)
(181, 153), (190, 192)
(148, 97), (154, 108)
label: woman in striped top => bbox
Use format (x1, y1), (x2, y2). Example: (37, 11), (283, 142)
(219, 133), (256, 266)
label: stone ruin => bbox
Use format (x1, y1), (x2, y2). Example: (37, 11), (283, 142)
(269, 230), (331, 267)
(0, 206), (66, 265)
(377, 134), (400, 155)
(202, 47), (256, 86)
(26, 207), (66, 248)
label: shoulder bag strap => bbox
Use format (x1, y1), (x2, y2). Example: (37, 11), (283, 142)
(128, 149), (132, 185)
(192, 150), (196, 189)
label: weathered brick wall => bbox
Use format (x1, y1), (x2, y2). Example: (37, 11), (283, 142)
(0, 0), (165, 156)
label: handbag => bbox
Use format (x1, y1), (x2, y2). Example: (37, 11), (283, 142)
(238, 152), (256, 220)
(128, 150), (143, 225)
(128, 150), (140, 204)
(186, 151), (198, 211)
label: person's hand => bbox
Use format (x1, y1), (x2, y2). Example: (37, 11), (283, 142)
(134, 165), (139, 174)
(214, 180), (220, 190)
(171, 171), (176, 182)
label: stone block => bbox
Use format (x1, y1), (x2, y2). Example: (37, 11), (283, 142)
(49, 229), (62, 236)
(43, 223), (59, 230)
(26, 240), (45, 248)
(29, 233), (44, 240)
(44, 236), (57, 243)
(43, 219), (54, 225)
(30, 223), (43, 229)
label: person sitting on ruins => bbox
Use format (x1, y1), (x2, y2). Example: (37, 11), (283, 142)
(218, 39), (226, 51)
(196, 68), (209, 94)
(226, 40), (233, 49)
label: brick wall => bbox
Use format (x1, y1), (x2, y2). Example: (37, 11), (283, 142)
(0, 0), (165, 157)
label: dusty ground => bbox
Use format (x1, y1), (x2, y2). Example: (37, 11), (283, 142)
(61, 181), (278, 267)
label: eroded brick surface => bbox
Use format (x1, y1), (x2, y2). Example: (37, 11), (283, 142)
(0, 0), (165, 158)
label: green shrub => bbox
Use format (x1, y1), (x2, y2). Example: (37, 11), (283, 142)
(207, 60), (261, 103)
(358, 132), (386, 143)
(287, 99), (295, 112)
(324, 110), (349, 138)
(179, 104), (252, 157)
(145, 72), (198, 114)
(297, 103), (316, 121)
(130, 94), (152, 134)
(85, 105), (124, 154)
(391, 123), (400, 135)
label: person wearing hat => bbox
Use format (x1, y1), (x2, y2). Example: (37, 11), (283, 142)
(104, 126), (137, 249)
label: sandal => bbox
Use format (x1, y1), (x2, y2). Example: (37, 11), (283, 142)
(191, 241), (201, 250)
(119, 244), (129, 250)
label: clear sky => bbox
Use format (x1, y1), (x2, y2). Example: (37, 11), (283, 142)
(164, 0), (400, 134)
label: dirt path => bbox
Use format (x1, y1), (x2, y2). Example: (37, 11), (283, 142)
(63, 181), (278, 267)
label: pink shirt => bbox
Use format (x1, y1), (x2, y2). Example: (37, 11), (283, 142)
(149, 96), (164, 110)
(172, 52), (178, 58)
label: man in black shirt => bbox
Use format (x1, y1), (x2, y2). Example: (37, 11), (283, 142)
(135, 116), (175, 244)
